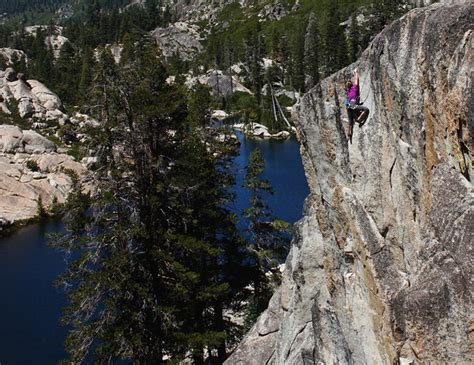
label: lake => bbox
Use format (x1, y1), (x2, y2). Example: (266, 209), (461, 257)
(0, 133), (309, 364)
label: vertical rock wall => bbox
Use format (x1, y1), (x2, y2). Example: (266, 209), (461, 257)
(226, 2), (473, 364)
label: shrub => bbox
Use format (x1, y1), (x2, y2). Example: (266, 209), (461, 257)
(36, 196), (47, 219)
(26, 160), (39, 172)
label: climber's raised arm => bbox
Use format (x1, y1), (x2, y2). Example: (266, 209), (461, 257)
(354, 69), (359, 86)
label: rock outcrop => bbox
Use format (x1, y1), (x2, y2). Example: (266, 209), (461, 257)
(0, 125), (86, 224)
(0, 48), (28, 65)
(226, 2), (473, 364)
(151, 22), (203, 61)
(180, 69), (252, 97)
(0, 66), (66, 120)
(25, 25), (69, 58)
(0, 125), (56, 154)
(233, 122), (291, 139)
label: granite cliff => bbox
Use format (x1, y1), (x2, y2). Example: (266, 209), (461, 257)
(226, 2), (473, 364)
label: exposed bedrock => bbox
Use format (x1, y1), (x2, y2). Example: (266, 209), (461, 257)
(0, 125), (87, 225)
(226, 2), (473, 364)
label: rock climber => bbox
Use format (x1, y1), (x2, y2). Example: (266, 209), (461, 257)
(345, 69), (369, 143)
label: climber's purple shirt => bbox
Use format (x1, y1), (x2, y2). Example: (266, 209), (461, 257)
(347, 84), (358, 101)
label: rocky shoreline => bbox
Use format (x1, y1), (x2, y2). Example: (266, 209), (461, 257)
(233, 122), (293, 140)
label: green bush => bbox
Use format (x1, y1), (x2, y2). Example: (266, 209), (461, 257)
(26, 160), (39, 172)
(36, 196), (47, 219)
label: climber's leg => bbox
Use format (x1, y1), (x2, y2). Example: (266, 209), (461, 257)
(355, 105), (369, 125)
(347, 107), (354, 143)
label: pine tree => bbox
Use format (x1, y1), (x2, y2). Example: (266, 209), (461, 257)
(54, 41), (78, 104)
(244, 27), (264, 106)
(10, 52), (27, 74)
(242, 149), (291, 329)
(304, 12), (320, 89)
(349, 12), (361, 63)
(77, 47), (95, 105)
(187, 82), (212, 127)
(54, 42), (250, 364)
(324, 2), (349, 75)
(224, 36), (234, 105)
(291, 23), (306, 92)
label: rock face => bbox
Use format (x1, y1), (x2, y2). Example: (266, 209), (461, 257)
(151, 22), (203, 61)
(165, 0), (230, 23)
(186, 69), (252, 97)
(226, 2), (473, 364)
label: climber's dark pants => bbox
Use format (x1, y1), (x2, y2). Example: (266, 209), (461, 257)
(347, 105), (369, 125)
(347, 105), (369, 142)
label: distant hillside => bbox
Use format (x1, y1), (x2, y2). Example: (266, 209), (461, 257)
(0, 0), (424, 131)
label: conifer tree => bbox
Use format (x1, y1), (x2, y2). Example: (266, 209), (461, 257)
(187, 82), (212, 127)
(54, 41), (250, 365)
(242, 149), (290, 329)
(77, 47), (95, 105)
(324, 2), (349, 75)
(291, 23), (305, 92)
(54, 41), (78, 104)
(244, 27), (264, 106)
(304, 12), (320, 89)
(10, 52), (27, 74)
(349, 12), (361, 63)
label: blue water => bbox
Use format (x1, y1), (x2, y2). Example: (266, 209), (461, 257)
(0, 134), (309, 364)
(0, 221), (68, 364)
(231, 132), (309, 228)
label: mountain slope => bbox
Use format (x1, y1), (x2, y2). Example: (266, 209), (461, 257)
(226, 1), (473, 363)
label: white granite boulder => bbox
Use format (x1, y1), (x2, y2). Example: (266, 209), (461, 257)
(22, 130), (57, 154)
(0, 63), (65, 120)
(0, 125), (23, 152)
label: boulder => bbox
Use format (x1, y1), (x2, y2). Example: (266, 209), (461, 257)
(109, 44), (123, 64)
(44, 34), (69, 58)
(32, 122), (49, 129)
(0, 101), (10, 114)
(272, 131), (291, 139)
(70, 112), (100, 128)
(34, 153), (85, 175)
(18, 99), (35, 118)
(21, 130), (57, 154)
(211, 110), (229, 120)
(234, 122), (291, 139)
(251, 123), (272, 138)
(28, 80), (63, 111)
(0, 125), (23, 152)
